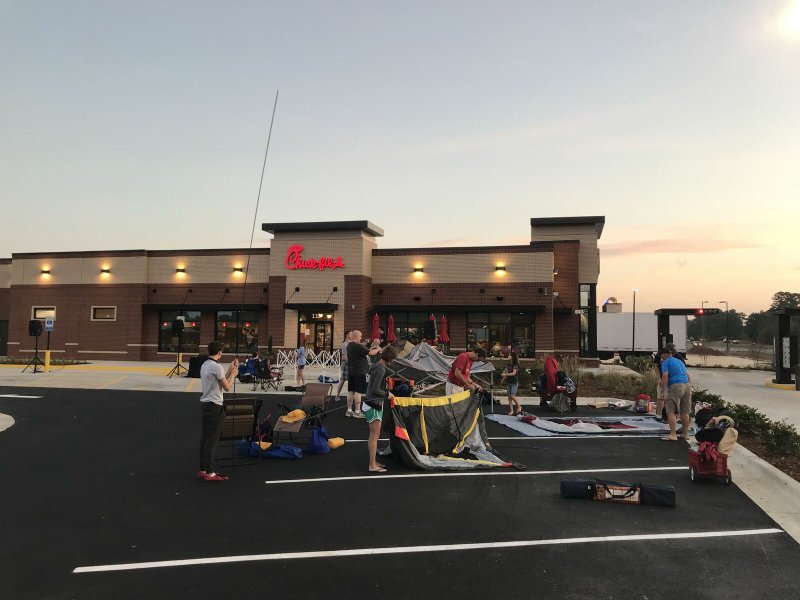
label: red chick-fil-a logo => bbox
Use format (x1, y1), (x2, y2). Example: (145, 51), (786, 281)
(285, 244), (345, 271)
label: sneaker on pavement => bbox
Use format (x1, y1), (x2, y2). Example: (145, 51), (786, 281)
(197, 470), (207, 480)
(345, 409), (354, 417)
(354, 410), (365, 419)
(204, 473), (229, 481)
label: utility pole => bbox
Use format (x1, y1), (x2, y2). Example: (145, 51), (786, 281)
(719, 300), (729, 352)
(631, 288), (638, 353)
(701, 300), (708, 342)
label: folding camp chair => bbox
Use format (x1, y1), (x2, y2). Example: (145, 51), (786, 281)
(253, 360), (284, 391)
(272, 382), (331, 444)
(220, 397), (263, 441)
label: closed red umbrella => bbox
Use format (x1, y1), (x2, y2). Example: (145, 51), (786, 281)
(440, 315), (449, 343)
(371, 313), (380, 341)
(387, 315), (396, 342)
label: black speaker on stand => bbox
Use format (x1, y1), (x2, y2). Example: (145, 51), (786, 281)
(22, 320), (45, 374)
(423, 320), (436, 341)
(167, 319), (188, 378)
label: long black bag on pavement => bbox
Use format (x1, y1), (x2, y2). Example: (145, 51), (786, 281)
(560, 479), (595, 499)
(640, 484), (677, 508)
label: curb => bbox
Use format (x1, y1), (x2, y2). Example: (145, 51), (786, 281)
(727, 444), (800, 544)
(0, 413), (15, 433)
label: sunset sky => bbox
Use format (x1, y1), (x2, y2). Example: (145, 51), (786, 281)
(2, 1), (798, 314)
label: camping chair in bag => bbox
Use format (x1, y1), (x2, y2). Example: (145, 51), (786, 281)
(273, 382), (331, 444)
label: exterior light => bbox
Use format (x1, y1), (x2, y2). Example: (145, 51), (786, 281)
(495, 265), (506, 272)
(101, 267), (111, 275)
(326, 314), (332, 319)
(553, 268), (559, 276)
(413, 266), (424, 273)
(176, 267), (186, 274)
(41, 268), (50, 275)
(233, 266), (243, 273)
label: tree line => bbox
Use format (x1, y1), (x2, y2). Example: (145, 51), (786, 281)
(685, 291), (800, 343)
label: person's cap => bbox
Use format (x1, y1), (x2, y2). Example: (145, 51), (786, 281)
(665, 342), (677, 352)
(659, 347), (671, 355)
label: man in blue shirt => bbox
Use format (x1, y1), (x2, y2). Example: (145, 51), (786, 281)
(659, 347), (691, 441)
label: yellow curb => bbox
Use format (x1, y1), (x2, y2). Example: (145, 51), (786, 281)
(765, 380), (798, 391)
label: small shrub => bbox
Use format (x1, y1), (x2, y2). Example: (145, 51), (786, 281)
(691, 388), (725, 409)
(624, 355), (656, 376)
(726, 403), (770, 436)
(764, 421), (800, 457)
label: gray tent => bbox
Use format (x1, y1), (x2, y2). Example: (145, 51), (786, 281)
(388, 342), (495, 394)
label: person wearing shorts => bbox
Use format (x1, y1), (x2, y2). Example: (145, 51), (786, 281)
(659, 347), (691, 441)
(500, 350), (521, 415)
(295, 341), (306, 386)
(333, 331), (352, 400)
(346, 330), (380, 418)
(363, 345), (398, 473)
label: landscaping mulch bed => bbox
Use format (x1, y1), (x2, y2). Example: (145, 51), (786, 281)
(739, 435), (800, 484)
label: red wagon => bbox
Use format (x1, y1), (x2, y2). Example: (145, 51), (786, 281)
(689, 448), (732, 485)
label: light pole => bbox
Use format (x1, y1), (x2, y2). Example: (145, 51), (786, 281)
(719, 300), (729, 352)
(631, 288), (638, 353)
(701, 300), (709, 342)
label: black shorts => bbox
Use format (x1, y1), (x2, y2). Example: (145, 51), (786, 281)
(348, 374), (367, 394)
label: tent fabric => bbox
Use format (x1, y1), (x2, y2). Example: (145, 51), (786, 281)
(389, 390), (513, 470)
(485, 414), (691, 437)
(391, 342), (493, 382)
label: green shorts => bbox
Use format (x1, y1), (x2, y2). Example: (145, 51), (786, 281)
(364, 406), (383, 423)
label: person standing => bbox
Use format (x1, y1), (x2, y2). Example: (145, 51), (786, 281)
(333, 331), (352, 400)
(659, 347), (692, 441)
(296, 339), (306, 386)
(346, 330), (380, 418)
(446, 346), (487, 395)
(501, 350), (521, 415)
(363, 345), (399, 472)
(198, 340), (239, 482)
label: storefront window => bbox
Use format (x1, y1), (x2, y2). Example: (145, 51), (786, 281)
(158, 311), (201, 353)
(579, 284), (591, 356)
(467, 312), (535, 357)
(216, 310), (260, 354)
(384, 312), (438, 345)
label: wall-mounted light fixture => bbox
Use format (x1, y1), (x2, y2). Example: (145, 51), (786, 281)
(176, 267), (186, 274)
(495, 265), (506, 272)
(233, 266), (244, 274)
(431, 288), (437, 294)
(553, 268), (559, 276)
(413, 266), (424, 273)
(413, 296), (421, 302)
(101, 267), (111, 274)
(41, 268), (50, 275)
(496, 296), (505, 302)
(479, 288), (485, 294)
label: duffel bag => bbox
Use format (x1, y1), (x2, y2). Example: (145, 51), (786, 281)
(560, 479), (595, 500)
(593, 479), (641, 504)
(640, 484), (677, 508)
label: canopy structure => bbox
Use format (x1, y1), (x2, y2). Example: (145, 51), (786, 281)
(388, 342), (494, 394)
(389, 390), (514, 470)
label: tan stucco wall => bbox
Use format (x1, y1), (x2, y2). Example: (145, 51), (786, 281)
(0, 263), (11, 289)
(530, 225), (600, 283)
(146, 254), (269, 284)
(371, 252), (553, 284)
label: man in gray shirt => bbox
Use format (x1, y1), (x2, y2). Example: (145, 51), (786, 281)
(199, 340), (239, 482)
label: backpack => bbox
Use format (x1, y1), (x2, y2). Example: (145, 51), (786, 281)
(549, 392), (571, 413)
(556, 370), (568, 385)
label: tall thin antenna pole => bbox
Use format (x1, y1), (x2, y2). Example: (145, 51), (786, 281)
(233, 90), (279, 395)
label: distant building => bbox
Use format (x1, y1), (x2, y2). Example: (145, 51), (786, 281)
(0, 216), (605, 360)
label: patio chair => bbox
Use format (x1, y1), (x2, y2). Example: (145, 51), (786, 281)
(272, 382), (331, 444)
(220, 397), (263, 441)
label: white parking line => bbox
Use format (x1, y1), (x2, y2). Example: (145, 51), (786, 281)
(73, 528), (783, 573)
(344, 435), (664, 442)
(0, 394), (44, 398)
(264, 466), (687, 485)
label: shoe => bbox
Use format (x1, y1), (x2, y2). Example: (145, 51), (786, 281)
(346, 409), (354, 417)
(197, 470), (207, 480)
(354, 411), (365, 419)
(204, 473), (229, 481)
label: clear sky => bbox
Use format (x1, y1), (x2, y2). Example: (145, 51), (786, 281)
(2, 1), (798, 314)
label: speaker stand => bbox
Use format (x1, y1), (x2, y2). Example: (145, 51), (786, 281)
(167, 337), (188, 378)
(22, 336), (45, 374)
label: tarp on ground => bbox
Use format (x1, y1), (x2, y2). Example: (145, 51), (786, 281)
(389, 390), (514, 470)
(485, 413), (691, 437)
(389, 342), (494, 383)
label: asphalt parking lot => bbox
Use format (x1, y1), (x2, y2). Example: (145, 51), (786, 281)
(1, 387), (798, 599)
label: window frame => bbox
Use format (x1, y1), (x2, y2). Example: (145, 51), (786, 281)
(90, 306), (117, 322)
(32, 306), (56, 320)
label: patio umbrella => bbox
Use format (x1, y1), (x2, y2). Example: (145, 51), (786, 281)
(387, 315), (396, 342)
(371, 313), (380, 341)
(440, 315), (449, 343)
